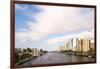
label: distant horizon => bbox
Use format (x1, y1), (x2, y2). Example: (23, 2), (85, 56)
(15, 36), (94, 51)
(15, 4), (94, 51)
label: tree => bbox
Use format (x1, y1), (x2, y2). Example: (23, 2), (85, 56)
(15, 52), (19, 63)
(40, 49), (44, 56)
(40, 49), (43, 52)
(23, 49), (27, 53)
(88, 48), (94, 56)
(27, 48), (32, 53)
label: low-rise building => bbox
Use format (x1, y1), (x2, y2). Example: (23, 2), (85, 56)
(15, 48), (22, 53)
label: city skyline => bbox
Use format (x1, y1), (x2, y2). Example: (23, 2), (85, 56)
(15, 4), (94, 51)
(15, 36), (94, 51)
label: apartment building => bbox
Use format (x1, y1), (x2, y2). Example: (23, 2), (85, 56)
(32, 48), (40, 56)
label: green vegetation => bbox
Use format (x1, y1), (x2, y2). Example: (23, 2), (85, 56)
(40, 49), (48, 56)
(60, 48), (95, 58)
(15, 48), (48, 64)
(15, 48), (33, 64)
(87, 48), (95, 57)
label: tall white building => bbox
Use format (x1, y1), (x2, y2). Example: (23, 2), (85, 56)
(63, 42), (68, 50)
(32, 48), (40, 56)
(68, 39), (73, 51)
(58, 34), (90, 53)
(72, 38), (79, 51)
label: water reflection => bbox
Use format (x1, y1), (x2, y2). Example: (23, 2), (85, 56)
(18, 52), (95, 66)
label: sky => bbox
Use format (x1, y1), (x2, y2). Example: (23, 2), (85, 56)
(15, 3), (94, 51)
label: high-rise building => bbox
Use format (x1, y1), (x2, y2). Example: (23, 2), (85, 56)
(58, 34), (91, 53)
(63, 42), (68, 50)
(59, 46), (64, 51)
(78, 39), (83, 52)
(72, 38), (79, 51)
(32, 48), (40, 56)
(79, 38), (90, 52)
(83, 39), (90, 52)
(66, 38), (79, 51)
(68, 39), (73, 51)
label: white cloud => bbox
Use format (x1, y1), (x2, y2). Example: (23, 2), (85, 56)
(15, 4), (28, 11)
(24, 5), (94, 40)
(48, 31), (94, 44)
(15, 4), (94, 50)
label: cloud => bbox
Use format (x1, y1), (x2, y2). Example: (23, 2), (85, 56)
(24, 5), (94, 40)
(48, 31), (94, 44)
(15, 4), (28, 11)
(15, 4), (94, 50)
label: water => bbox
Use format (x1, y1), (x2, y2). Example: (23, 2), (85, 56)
(18, 51), (95, 66)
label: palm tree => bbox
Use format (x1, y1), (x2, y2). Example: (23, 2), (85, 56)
(27, 48), (32, 54)
(23, 49), (27, 54)
(40, 49), (43, 56)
